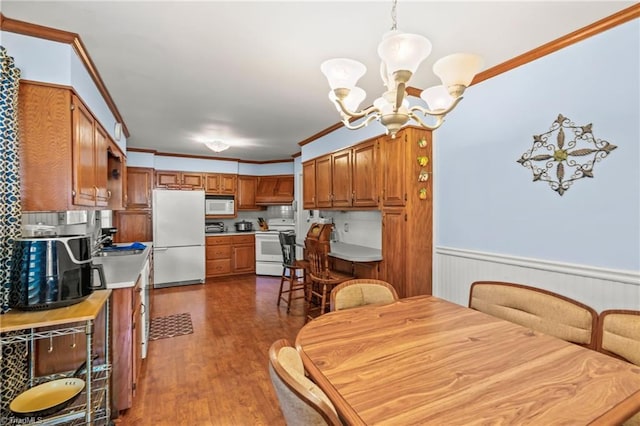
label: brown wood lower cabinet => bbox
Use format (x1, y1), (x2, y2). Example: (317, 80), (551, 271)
(112, 276), (142, 414)
(331, 257), (380, 280)
(206, 234), (255, 277)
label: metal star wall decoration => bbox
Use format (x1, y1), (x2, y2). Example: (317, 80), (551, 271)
(517, 114), (617, 196)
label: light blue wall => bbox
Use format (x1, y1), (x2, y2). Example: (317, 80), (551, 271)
(2, 31), (126, 149)
(153, 156), (238, 173)
(238, 162), (294, 175)
(301, 118), (384, 162)
(435, 20), (640, 271)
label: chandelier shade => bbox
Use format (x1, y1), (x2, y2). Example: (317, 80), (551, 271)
(321, 0), (483, 138)
(377, 31), (432, 76)
(321, 58), (367, 91)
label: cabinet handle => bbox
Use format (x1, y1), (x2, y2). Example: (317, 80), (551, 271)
(107, 190), (112, 200)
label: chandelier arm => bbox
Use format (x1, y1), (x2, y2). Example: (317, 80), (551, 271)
(335, 97), (381, 119)
(408, 113), (445, 131)
(342, 114), (380, 130)
(409, 96), (464, 118)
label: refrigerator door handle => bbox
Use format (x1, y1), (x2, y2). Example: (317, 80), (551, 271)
(154, 247), (169, 252)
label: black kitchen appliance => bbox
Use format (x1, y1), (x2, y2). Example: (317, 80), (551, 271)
(9, 235), (106, 311)
(205, 221), (225, 233)
(100, 227), (118, 247)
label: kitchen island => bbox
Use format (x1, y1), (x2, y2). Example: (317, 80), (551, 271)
(93, 242), (153, 289)
(327, 242), (382, 280)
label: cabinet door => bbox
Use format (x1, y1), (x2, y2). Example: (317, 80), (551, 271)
(72, 96), (97, 206)
(315, 155), (333, 208)
(94, 124), (109, 207)
(205, 173), (220, 193)
(302, 160), (316, 209)
(114, 211), (153, 243)
(332, 150), (352, 207)
(132, 298), (142, 398)
(274, 176), (294, 201)
(182, 172), (204, 189)
(219, 174), (237, 194)
(233, 244), (256, 273)
(382, 133), (407, 206)
(112, 287), (134, 411)
(382, 208), (406, 298)
(237, 175), (258, 210)
(126, 167), (153, 209)
(156, 171), (181, 188)
(256, 176), (278, 196)
(352, 140), (379, 207)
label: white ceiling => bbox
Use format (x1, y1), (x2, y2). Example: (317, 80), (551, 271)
(2, 1), (634, 162)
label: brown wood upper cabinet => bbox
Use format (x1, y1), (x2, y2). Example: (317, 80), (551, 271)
(125, 167), (153, 209)
(237, 175), (265, 210)
(155, 170), (204, 190)
(19, 82), (119, 211)
(303, 138), (379, 210)
(107, 142), (127, 210)
(205, 173), (237, 195)
(255, 175), (294, 205)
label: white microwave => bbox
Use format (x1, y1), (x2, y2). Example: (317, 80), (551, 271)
(205, 196), (235, 216)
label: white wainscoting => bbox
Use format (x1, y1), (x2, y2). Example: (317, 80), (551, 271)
(434, 247), (640, 313)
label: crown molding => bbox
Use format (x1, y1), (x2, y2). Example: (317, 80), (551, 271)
(1, 13), (130, 138)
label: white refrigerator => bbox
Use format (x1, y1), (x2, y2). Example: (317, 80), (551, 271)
(152, 189), (205, 288)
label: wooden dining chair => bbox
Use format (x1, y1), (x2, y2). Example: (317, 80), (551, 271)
(277, 231), (310, 314)
(469, 281), (598, 349)
(305, 238), (354, 322)
(330, 279), (399, 312)
(268, 339), (342, 426)
(596, 310), (640, 425)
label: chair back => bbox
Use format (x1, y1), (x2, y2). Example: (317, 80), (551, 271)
(597, 310), (640, 366)
(268, 339), (342, 426)
(305, 238), (332, 281)
(330, 279), (399, 311)
(469, 281), (598, 348)
(279, 231), (297, 267)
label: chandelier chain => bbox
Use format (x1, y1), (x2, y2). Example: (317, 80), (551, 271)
(390, 0), (397, 31)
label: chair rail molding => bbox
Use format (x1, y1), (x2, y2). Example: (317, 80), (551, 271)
(434, 246), (640, 312)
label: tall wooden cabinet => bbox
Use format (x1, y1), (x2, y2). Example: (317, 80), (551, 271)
(381, 127), (433, 298)
(115, 167), (154, 243)
(18, 82), (120, 211)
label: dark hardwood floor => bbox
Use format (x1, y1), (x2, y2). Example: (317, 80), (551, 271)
(118, 274), (306, 425)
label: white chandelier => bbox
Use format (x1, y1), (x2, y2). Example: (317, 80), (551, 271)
(205, 140), (230, 153)
(321, 0), (483, 138)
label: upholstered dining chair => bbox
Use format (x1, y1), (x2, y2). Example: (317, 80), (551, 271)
(277, 231), (310, 314)
(268, 339), (342, 426)
(330, 279), (399, 312)
(305, 238), (354, 322)
(596, 310), (640, 425)
(469, 281), (598, 349)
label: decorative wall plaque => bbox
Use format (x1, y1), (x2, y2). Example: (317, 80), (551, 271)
(517, 114), (617, 196)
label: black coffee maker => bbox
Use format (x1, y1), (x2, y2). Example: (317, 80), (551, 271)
(9, 235), (106, 311)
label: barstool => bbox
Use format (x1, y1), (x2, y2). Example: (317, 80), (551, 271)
(277, 231), (310, 314)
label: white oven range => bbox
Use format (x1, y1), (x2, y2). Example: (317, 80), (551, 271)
(255, 218), (295, 276)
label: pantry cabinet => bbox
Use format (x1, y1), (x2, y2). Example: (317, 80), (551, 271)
(380, 127), (433, 298)
(206, 234), (255, 277)
(19, 82), (118, 211)
(255, 175), (294, 205)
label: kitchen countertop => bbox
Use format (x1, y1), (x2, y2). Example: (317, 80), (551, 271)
(93, 242), (152, 289)
(205, 231), (256, 236)
(328, 242), (382, 262)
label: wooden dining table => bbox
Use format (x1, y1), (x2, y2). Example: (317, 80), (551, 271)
(295, 295), (640, 425)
